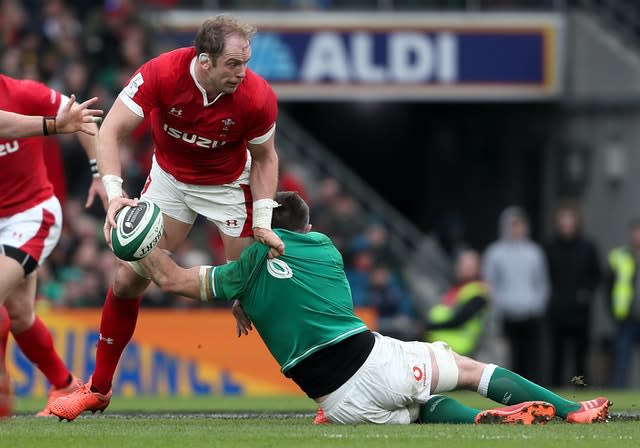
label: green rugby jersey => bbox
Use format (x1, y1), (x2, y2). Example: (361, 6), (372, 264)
(207, 229), (368, 372)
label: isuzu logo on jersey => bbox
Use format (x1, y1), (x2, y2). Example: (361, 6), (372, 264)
(0, 140), (19, 156)
(162, 123), (227, 149)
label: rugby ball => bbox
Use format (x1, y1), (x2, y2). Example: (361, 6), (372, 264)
(111, 200), (164, 261)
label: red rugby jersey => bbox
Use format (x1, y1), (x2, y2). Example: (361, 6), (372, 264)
(118, 47), (278, 186)
(0, 75), (61, 217)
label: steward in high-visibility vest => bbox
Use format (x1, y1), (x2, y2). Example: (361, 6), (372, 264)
(608, 247), (640, 321)
(426, 280), (490, 356)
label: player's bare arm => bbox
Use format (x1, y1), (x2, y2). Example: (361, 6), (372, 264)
(248, 134), (284, 258)
(137, 248), (202, 300)
(0, 95), (102, 139)
(138, 247), (253, 337)
(99, 98), (144, 242)
(72, 99), (108, 211)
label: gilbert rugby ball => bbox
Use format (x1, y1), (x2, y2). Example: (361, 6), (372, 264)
(111, 200), (164, 261)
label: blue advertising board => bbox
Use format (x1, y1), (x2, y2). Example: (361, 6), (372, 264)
(157, 12), (565, 100)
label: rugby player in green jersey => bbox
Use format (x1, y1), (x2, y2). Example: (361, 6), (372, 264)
(71, 192), (611, 424)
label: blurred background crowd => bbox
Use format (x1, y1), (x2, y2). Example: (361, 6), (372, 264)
(2, 0), (640, 389)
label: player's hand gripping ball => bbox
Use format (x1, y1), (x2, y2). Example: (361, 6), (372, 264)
(110, 200), (164, 261)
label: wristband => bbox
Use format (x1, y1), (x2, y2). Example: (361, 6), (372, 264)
(252, 199), (280, 230)
(101, 174), (124, 202)
(42, 116), (56, 136)
(89, 159), (100, 178)
(199, 266), (214, 302)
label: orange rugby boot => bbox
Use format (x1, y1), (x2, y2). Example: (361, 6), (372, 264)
(566, 397), (611, 424)
(49, 377), (112, 421)
(313, 407), (330, 424)
(475, 401), (556, 425)
(36, 375), (84, 417)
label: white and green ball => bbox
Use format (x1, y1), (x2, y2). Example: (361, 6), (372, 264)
(110, 200), (163, 261)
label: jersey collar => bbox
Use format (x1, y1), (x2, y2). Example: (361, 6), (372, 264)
(190, 57), (224, 107)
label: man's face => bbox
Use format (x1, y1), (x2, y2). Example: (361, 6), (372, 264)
(556, 209), (578, 238)
(208, 35), (251, 94)
(510, 217), (528, 240)
(631, 226), (640, 250)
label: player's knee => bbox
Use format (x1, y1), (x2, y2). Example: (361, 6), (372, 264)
(453, 352), (487, 390)
(113, 261), (151, 298)
(430, 341), (460, 393)
(8, 310), (35, 334)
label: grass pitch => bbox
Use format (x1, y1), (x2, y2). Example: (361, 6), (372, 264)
(2, 390), (639, 448)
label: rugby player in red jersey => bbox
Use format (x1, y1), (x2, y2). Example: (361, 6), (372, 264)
(0, 74), (106, 417)
(49, 14), (284, 419)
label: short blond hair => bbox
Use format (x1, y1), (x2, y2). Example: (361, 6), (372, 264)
(194, 15), (257, 60)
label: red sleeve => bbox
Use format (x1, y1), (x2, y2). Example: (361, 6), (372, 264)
(246, 83), (277, 142)
(120, 58), (160, 116)
(13, 79), (61, 116)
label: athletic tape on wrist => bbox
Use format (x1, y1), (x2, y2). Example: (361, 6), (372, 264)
(252, 199), (280, 230)
(101, 174), (123, 202)
(199, 265), (214, 302)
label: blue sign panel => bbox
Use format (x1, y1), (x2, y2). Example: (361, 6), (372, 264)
(159, 12), (564, 100)
(249, 31), (547, 86)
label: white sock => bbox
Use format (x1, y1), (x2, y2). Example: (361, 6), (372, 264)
(477, 364), (497, 397)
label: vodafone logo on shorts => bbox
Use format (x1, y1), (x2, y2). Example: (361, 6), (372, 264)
(412, 364), (427, 386)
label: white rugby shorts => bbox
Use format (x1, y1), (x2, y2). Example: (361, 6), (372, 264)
(0, 195), (62, 264)
(140, 155), (253, 237)
(321, 332), (433, 424)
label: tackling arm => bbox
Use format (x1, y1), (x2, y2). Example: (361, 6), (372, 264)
(248, 134), (284, 257)
(137, 248), (202, 300)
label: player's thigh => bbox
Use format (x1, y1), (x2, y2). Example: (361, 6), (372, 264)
(184, 161), (253, 243)
(158, 214), (194, 252)
(112, 258), (152, 298)
(0, 256), (25, 305)
(4, 273), (37, 332)
(218, 233), (253, 261)
(140, 158), (198, 229)
(323, 333), (433, 424)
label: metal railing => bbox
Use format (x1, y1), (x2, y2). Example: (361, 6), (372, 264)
(276, 110), (425, 258)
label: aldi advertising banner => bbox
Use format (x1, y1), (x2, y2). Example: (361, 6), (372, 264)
(159, 11), (565, 100)
(7, 308), (376, 397)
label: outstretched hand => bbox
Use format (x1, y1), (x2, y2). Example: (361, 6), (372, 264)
(56, 94), (103, 136)
(85, 177), (109, 212)
(232, 300), (253, 337)
(253, 227), (285, 258)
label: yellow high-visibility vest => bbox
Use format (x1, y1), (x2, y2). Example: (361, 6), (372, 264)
(426, 281), (489, 356)
(608, 247), (636, 321)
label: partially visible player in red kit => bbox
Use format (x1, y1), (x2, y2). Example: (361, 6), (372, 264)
(49, 14), (285, 420)
(0, 74), (107, 418)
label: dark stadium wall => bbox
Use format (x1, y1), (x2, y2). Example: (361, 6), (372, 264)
(282, 101), (562, 250)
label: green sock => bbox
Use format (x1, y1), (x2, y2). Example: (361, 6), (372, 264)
(484, 366), (580, 418)
(420, 395), (480, 424)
